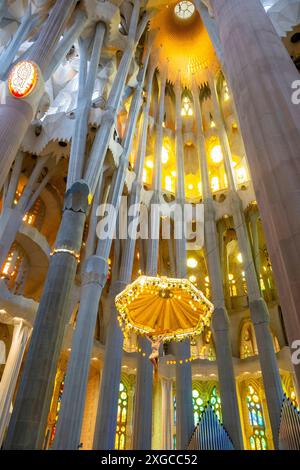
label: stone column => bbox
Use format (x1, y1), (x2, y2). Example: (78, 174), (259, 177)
(192, 81), (243, 449)
(210, 0), (300, 388)
(52, 256), (108, 450)
(92, 47), (155, 450)
(93, 281), (126, 450)
(161, 378), (173, 450)
(209, 70), (284, 448)
(0, 318), (31, 446)
(4, 181), (90, 450)
(84, 1), (146, 195)
(0, 0), (78, 190)
(172, 80), (194, 450)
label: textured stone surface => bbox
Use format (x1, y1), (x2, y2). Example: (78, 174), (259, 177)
(211, 0), (300, 387)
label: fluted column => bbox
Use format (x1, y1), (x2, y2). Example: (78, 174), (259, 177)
(161, 378), (173, 450)
(0, 318), (31, 446)
(52, 256), (108, 450)
(209, 70), (283, 447)
(4, 181), (90, 450)
(84, 1), (146, 195)
(133, 68), (167, 450)
(92, 45), (155, 450)
(172, 80), (194, 450)
(67, 22), (106, 189)
(0, 0), (78, 190)
(192, 81), (243, 449)
(211, 0), (300, 389)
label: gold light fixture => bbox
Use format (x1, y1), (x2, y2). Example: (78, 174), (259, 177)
(115, 275), (213, 342)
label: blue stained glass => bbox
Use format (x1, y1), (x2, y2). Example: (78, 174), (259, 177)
(257, 410), (264, 427)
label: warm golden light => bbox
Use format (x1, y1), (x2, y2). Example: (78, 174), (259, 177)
(211, 145), (223, 164)
(146, 159), (153, 169)
(162, 146), (169, 164)
(8, 60), (38, 99)
(187, 257), (198, 268)
(237, 253), (243, 263)
(189, 275), (197, 283)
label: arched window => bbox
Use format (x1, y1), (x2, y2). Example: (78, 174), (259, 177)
(209, 386), (222, 422)
(246, 385), (268, 450)
(181, 96), (193, 117)
(240, 321), (257, 359)
(115, 381), (128, 450)
(192, 386), (222, 425)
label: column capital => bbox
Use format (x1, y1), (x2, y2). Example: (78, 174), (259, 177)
(81, 255), (108, 288)
(64, 180), (90, 213)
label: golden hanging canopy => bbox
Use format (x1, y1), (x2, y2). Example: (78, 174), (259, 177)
(115, 275), (214, 342)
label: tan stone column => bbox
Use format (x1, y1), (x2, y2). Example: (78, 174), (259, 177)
(210, 0), (300, 387)
(0, 317), (31, 446)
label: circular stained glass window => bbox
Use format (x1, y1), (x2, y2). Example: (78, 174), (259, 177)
(174, 1), (195, 20)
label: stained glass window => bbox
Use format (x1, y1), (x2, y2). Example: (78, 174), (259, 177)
(115, 381), (128, 450)
(192, 389), (205, 425)
(192, 386), (222, 425)
(246, 385), (268, 450)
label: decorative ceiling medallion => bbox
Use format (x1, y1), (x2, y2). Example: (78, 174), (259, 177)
(8, 60), (38, 99)
(174, 1), (195, 20)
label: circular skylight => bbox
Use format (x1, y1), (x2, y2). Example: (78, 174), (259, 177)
(174, 1), (195, 20)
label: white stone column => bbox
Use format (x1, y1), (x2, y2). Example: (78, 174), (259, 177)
(133, 68), (167, 450)
(171, 80), (194, 451)
(161, 378), (173, 450)
(208, 70), (284, 448)
(0, 318), (31, 446)
(210, 0), (300, 390)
